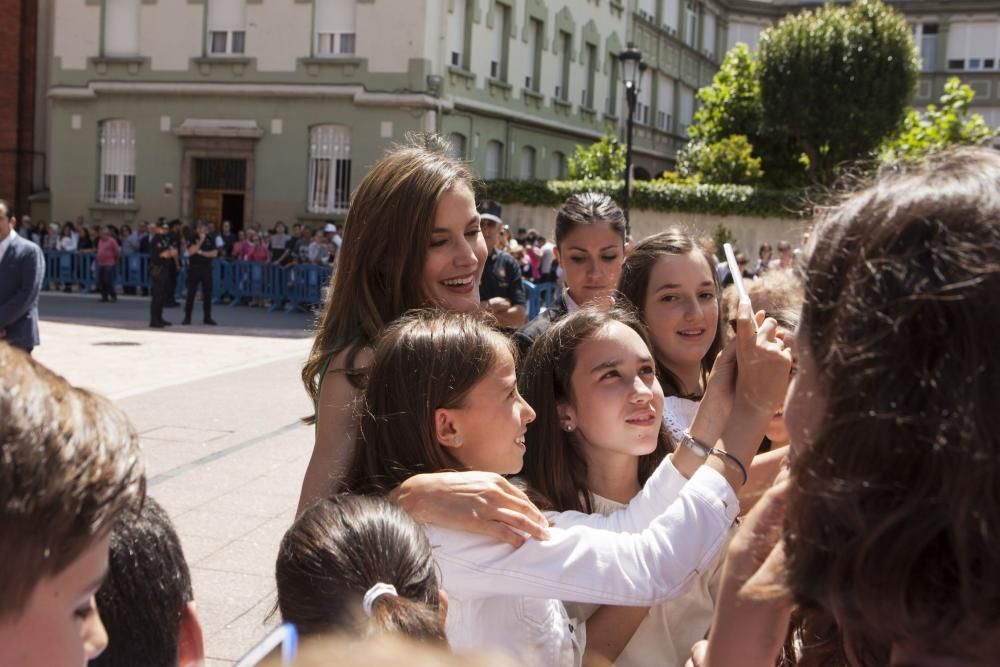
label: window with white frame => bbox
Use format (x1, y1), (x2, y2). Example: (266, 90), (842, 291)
(99, 120), (136, 204)
(484, 140), (504, 179)
(703, 11), (717, 59)
(315, 0), (357, 56)
(727, 22), (763, 51)
(685, 3), (698, 48)
(945, 21), (999, 73)
(519, 146), (536, 180)
(662, 0), (680, 34)
(550, 150), (566, 179)
(607, 50), (620, 116)
(490, 2), (510, 81)
(656, 74), (675, 132)
(447, 132), (467, 159)
(526, 18), (543, 91)
(911, 23), (938, 72)
(308, 125), (352, 214)
(637, 79), (652, 125)
(207, 0), (246, 56)
(557, 30), (571, 101)
(582, 43), (597, 109)
(104, 0), (140, 57)
(448, 0), (472, 68)
(679, 85), (695, 136)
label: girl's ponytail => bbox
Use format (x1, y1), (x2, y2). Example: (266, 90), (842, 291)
(366, 590), (445, 643)
(276, 495), (444, 644)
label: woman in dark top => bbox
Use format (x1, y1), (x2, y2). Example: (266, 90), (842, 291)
(512, 192), (627, 357)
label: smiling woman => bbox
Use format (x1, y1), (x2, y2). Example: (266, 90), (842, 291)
(296, 135), (548, 548)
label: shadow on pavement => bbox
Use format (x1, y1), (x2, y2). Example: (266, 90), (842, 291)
(40, 292), (316, 340)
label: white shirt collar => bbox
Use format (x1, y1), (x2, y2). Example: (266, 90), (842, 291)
(564, 289), (581, 313)
(0, 232), (13, 264)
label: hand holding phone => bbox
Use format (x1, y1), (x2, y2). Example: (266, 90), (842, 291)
(723, 243), (758, 334)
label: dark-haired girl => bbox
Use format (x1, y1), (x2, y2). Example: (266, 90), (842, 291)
(347, 308), (791, 666)
(298, 137), (549, 546)
(694, 147), (1000, 667)
(519, 307), (731, 667)
(618, 230), (724, 443)
(513, 192), (627, 355)
(276, 494), (446, 644)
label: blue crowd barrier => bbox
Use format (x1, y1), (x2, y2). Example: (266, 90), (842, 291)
(41, 251), (558, 321)
(524, 280), (559, 320)
(285, 263), (333, 312)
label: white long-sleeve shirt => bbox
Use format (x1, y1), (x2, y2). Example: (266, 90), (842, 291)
(428, 461), (739, 667)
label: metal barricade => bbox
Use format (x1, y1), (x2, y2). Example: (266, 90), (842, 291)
(524, 280), (559, 320)
(285, 263), (332, 313)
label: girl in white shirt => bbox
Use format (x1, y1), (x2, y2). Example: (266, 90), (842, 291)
(345, 308), (791, 666)
(520, 306), (726, 667)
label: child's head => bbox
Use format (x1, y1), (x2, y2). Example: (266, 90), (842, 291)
(520, 306), (670, 512)
(303, 134), (485, 400)
(618, 229), (723, 397)
(0, 343), (145, 667)
(276, 494), (445, 643)
(783, 147), (1000, 660)
(350, 311), (535, 493)
(722, 270), (804, 446)
(90, 497), (202, 667)
(553, 193), (627, 306)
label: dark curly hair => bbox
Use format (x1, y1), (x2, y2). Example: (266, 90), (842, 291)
(785, 147), (1000, 664)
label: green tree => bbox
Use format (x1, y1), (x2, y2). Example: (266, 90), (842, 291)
(688, 44), (762, 145)
(678, 135), (764, 186)
(758, 0), (919, 185)
(879, 78), (999, 165)
(684, 43), (805, 187)
(566, 129), (626, 180)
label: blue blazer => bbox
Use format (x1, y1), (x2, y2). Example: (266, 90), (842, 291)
(0, 233), (45, 351)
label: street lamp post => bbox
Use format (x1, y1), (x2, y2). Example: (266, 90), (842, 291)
(618, 45), (646, 233)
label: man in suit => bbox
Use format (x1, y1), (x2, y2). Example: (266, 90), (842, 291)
(0, 199), (45, 354)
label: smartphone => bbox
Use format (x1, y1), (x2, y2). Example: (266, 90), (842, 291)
(234, 623), (299, 667)
(723, 243), (758, 333)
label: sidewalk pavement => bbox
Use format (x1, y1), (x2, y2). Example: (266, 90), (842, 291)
(33, 295), (318, 665)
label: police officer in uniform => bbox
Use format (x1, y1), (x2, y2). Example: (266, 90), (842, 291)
(149, 220), (177, 328)
(478, 212), (527, 331)
(183, 220), (218, 325)
(166, 219), (183, 307)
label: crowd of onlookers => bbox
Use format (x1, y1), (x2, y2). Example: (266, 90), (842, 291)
(17, 215), (343, 266)
(13, 215), (343, 296)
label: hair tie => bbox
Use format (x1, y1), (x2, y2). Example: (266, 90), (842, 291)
(362, 583), (398, 617)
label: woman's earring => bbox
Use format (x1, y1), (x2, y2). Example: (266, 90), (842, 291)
(454, 434), (462, 445)
(564, 424), (575, 432)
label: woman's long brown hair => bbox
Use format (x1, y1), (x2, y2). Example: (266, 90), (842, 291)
(618, 229), (723, 399)
(344, 310), (513, 495)
(519, 306), (672, 513)
(785, 147), (1000, 664)
(301, 135), (474, 419)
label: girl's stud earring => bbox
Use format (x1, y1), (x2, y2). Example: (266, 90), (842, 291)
(454, 435), (462, 445)
(565, 424), (575, 432)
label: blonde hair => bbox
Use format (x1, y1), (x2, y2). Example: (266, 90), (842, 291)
(721, 269), (804, 343)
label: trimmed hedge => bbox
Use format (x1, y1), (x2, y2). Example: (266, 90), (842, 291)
(477, 179), (810, 219)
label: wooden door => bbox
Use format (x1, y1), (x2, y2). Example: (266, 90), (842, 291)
(195, 190), (223, 225)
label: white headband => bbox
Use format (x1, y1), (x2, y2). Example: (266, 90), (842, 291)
(362, 583), (398, 617)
